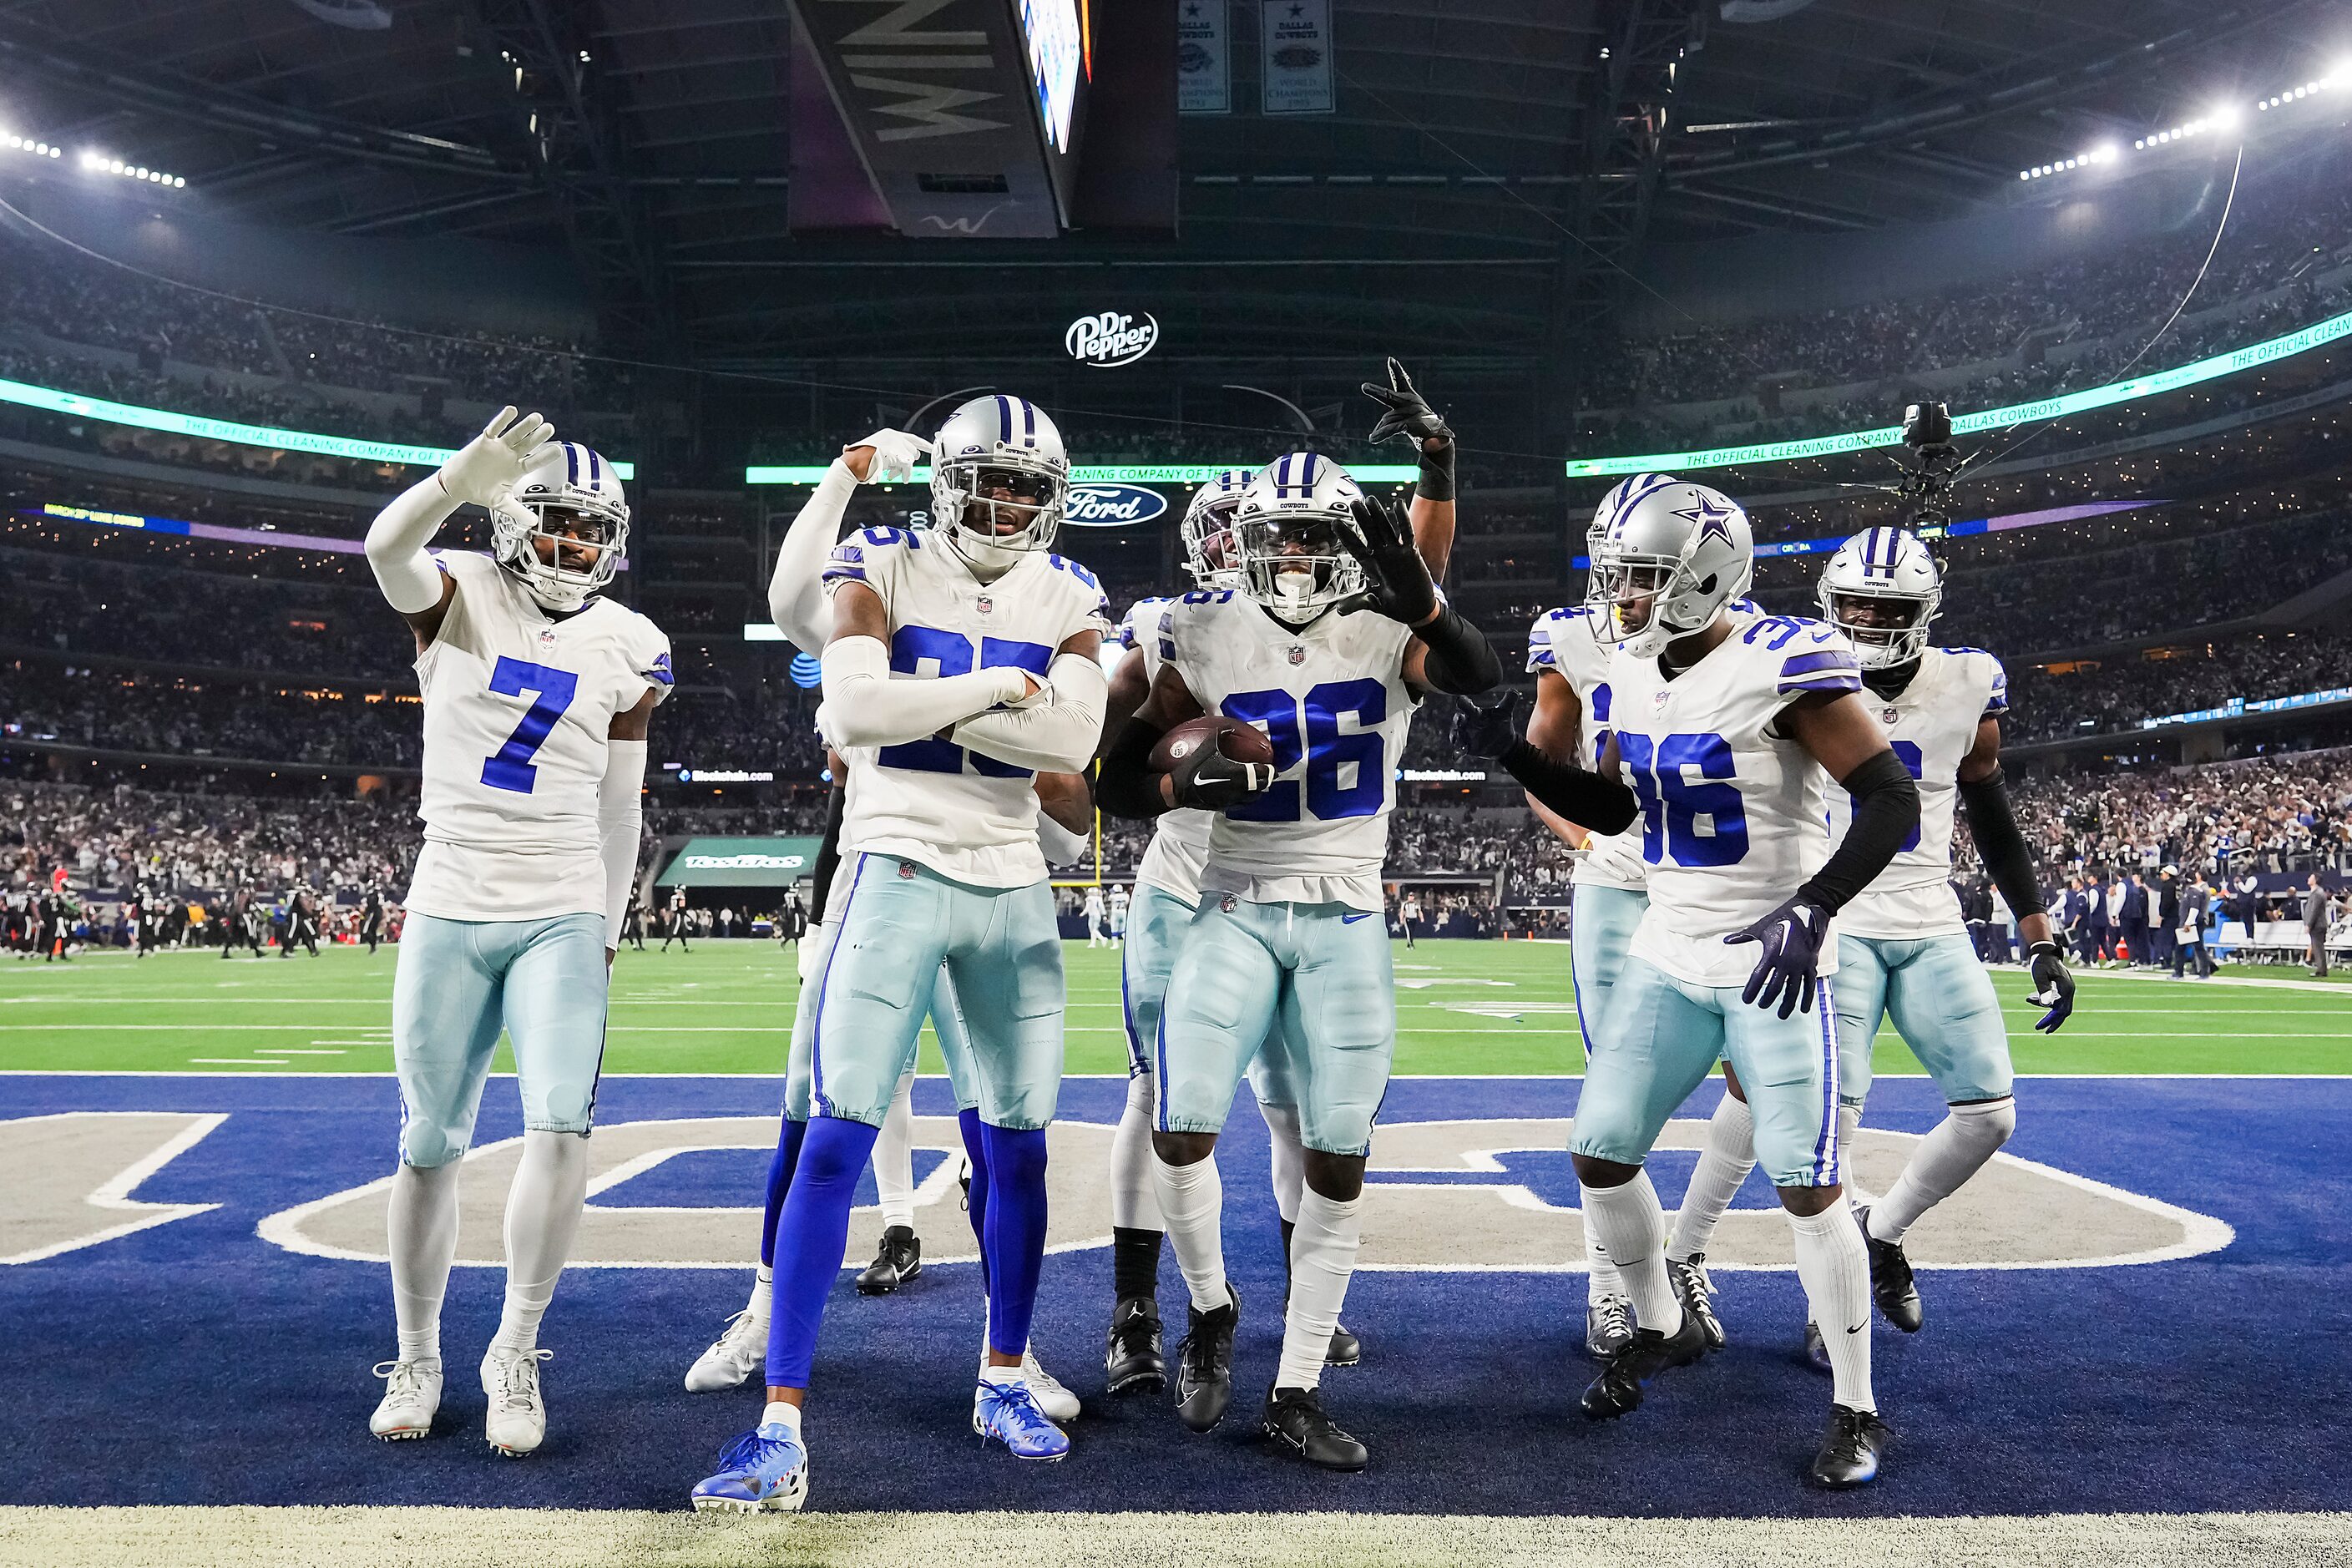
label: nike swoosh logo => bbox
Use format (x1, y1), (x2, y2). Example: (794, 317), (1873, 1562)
(1845, 1323), (1867, 1336)
(1341, 913), (1375, 924)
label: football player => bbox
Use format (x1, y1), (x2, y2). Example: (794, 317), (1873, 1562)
(1097, 453), (1500, 1472)
(1456, 478), (1920, 1489)
(359, 408), (670, 1457)
(691, 395), (1108, 1512)
(1096, 474), (1365, 1400)
(1662, 528), (2076, 1359)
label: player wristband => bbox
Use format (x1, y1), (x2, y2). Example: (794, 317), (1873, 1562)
(1414, 441), (1457, 503)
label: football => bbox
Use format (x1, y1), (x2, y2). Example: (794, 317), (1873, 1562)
(1149, 715), (1275, 773)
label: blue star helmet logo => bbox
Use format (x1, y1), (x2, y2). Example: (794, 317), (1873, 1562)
(1675, 493), (1740, 553)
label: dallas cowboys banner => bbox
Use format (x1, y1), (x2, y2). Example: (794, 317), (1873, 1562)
(1261, 0), (1333, 116)
(1178, 0), (1230, 114)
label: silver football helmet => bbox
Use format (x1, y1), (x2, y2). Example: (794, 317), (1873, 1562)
(1818, 526), (1942, 669)
(928, 394), (1069, 574)
(1585, 476), (1753, 658)
(1181, 468), (1252, 589)
(489, 440), (628, 611)
(1232, 452), (1368, 620)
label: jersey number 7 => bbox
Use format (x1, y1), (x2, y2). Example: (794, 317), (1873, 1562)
(481, 655), (579, 794)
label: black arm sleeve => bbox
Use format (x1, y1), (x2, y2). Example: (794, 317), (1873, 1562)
(1096, 716), (1172, 821)
(1496, 739), (1640, 835)
(808, 783), (847, 923)
(1957, 766), (2046, 924)
(1414, 602), (1503, 695)
(1797, 748), (1920, 913)
(1415, 441), (1456, 503)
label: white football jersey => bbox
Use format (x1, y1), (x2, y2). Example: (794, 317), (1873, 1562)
(822, 525), (1111, 888)
(1161, 589), (1416, 913)
(1828, 645), (2008, 940)
(1527, 604), (1646, 891)
(1606, 614), (1865, 988)
(405, 552), (673, 922)
(1122, 594), (1215, 903)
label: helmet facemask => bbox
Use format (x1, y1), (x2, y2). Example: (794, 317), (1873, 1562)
(490, 496), (627, 612)
(1236, 510), (1363, 622)
(930, 455), (1065, 575)
(1823, 583), (1940, 669)
(1182, 493), (1245, 589)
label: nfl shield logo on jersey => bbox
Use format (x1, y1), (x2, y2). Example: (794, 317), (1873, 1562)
(1882, 704), (1901, 724)
(1287, 645), (1306, 665)
(977, 594), (993, 615)
(1651, 689), (1671, 713)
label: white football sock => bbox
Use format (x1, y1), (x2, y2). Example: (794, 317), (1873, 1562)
(1788, 1196), (1875, 1413)
(1110, 1070), (1161, 1232)
(1275, 1188), (1361, 1393)
(1151, 1151), (1229, 1313)
(491, 1130), (591, 1354)
(761, 1399), (802, 1437)
(1869, 1097), (2015, 1243)
(1839, 1103), (1874, 1210)
(873, 1065), (918, 1232)
(1667, 1092), (1755, 1262)
(1581, 1207), (1623, 1305)
(387, 1158), (462, 1365)
(1580, 1171), (1682, 1335)
(1258, 1100), (1306, 1226)
(746, 1266), (773, 1327)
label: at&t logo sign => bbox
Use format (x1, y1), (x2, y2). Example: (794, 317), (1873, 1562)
(1065, 311), (1159, 367)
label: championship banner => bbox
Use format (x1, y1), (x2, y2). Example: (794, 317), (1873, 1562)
(1178, 0), (1230, 114)
(1260, 0), (1333, 116)
(654, 837), (824, 888)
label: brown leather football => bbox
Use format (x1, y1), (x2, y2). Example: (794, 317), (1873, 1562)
(1149, 715), (1275, 773)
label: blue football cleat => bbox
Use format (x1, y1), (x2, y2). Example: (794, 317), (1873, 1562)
(973, 1378), (1070, 1461)
(690, 1421), (809, 1512)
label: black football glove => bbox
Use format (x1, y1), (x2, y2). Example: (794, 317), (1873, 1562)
(1724, 894), (1834, 1018)
(2026, 940), (2076, 1033)
(1169, 732), (1274, 812)
(1334, 494), (1439, 625)
(1450, 690), (1526, 760)
(1361, 357), (1453, 446)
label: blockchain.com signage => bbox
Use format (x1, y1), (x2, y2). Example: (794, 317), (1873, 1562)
(1065, 310), (1158, 367)
(654, 837), (824, 888)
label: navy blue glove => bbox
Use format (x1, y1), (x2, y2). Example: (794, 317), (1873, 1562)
(2026, 940), (2076, 1033)
(1450, 690), (1526, 759)
(1724, 895), (1833, 1018)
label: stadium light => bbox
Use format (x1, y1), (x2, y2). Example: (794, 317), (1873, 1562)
(80, 149), (186, 188)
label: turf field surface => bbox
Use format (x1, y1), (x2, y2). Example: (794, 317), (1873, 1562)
(2, 938), (2346, 1077)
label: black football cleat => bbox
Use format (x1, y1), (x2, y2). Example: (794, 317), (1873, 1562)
(1667, 1254), (1727, 1352)
(1856, 1207), (1924, 1332)
(1585, 1295), (1636, 1360)
(1172, 1284), (1240, 1433)
(1104, 1295), (1167, 1396)
(1580, 1307), (1707, 1419)
(1262, 1384), (1368, 1472)
(854, 1225), (922, 1296)
(1809, 1404), (1893, 1489)
(1325, 1322), (1362, 1368)
(1801, 1320), (1832, 1373)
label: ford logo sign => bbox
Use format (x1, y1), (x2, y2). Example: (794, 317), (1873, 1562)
(1062, 483), (1170, 527)
(1065, 310), (1159, 368)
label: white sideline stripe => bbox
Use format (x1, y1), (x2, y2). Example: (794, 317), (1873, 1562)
(0, 1505), (2343, 1568)
(0, 1110), (226, 1264)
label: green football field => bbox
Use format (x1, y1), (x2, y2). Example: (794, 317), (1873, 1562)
(0, 938), (2344, 1077)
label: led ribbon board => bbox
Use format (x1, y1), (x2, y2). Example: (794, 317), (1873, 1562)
(0, 377), (634, 478)
(1562, 306), (2352, 478)
(745, 463), (1419, 484)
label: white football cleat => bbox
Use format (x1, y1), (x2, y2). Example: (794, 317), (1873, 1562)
(370, 1358), (443, 1440)
(481, 1346), (553, 1457)
(685, 1309), (766, 1393)
(1019, 1343), (1080, 1424)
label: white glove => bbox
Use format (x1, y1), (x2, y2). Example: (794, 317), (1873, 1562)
(848, 428), (932, 484)
(438, 406), (557, 508)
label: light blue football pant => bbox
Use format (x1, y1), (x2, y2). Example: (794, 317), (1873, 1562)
(810, 854), (1064, 1130)
(1573, 955), (1844, 1189)
(786, 913), (979, 1120)
(392, 910), (609, 1167)
(1833, 932), (2015, 1110)
(1569, 883), (1648, 1060)
(1122, 883), (1297, 1105)
(1157, 897), (1394, 1156)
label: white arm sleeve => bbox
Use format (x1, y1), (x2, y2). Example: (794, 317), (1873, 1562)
(949, 651), (1110, 775)
(364, 474), (460, 615)
(768, 461), (858, 650)
(815, 635), (1034, 749)
(599, 739), (646, 950)
(1036, 802), (1091, 866)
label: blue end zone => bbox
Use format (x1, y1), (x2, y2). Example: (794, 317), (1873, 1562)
(0, 1072), (2344, 1516)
